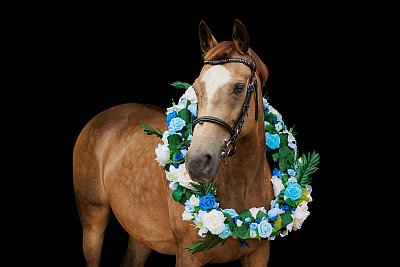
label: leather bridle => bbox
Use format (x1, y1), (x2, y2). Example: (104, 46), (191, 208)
(193, 58), (259, 158)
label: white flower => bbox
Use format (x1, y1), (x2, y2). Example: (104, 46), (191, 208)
(271, 177), (285, 197)
(198, 227), (208, 237)
(189, 194), (200, 206)
(155, 144), (170, 166)
(162, 131), (169, 145)
(288, 177), (298, 183)
(182, 210), (194, 221)
(177, 164), (198, 190)
(194, 210), (208, 236)
(286, 222), (293, 232)
(267, 206), (284, 218)
(250, 230), (257, 238)
(292, 201), (310, 230)
(169, 181), (178, 190)
(280, 229), (289, 237)
(305, 185), (313, 202)
(187, 103), (197, 116)
(249, 207), (267, 219)
(181, 85), (197, 104)
(268, 105), (282, 121)
(166, 102), (186, 114)
(236, 219), (243, 227)
(288, 132), (297, 150)
(165, 165), (179, 182)
(274, 121), (283, 132)
(203, 209), (226, 235)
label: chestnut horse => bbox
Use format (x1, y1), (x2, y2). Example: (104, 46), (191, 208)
(73, 19), (273, 266)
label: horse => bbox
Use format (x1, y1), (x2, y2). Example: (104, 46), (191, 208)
(73, 19), (273, 267)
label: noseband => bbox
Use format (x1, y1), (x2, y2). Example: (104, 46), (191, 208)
(193, 58), (259, 158)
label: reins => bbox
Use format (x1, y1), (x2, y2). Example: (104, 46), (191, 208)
(193, 58), (259, 158)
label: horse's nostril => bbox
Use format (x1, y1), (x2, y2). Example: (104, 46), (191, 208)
(204, 153), (212, 162)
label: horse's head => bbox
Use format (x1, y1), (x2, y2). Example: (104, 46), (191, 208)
(186, 19), (269, 183)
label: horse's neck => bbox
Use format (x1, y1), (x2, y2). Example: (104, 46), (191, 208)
(216, 109), (274, 211)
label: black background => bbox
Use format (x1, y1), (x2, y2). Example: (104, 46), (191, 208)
(29, 2), (392, 267)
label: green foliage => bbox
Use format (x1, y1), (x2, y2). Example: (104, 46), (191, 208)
(178, 109), (192, 124)
(167, 134), (183, 153)
(187, 234), (224, 254)
(280, 211), (293, 227)
(256, 210), (267, 220)
(278, 145), (295, 172)
(170, 81), (191, 90)
(296, 151), (320, 187)
(233, 224), (250, 239)
(238, 210), (252, 222)
(140, 123), (163, 138)
(190, 180), (216, 197)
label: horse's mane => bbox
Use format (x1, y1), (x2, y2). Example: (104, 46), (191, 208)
(202, 41), (269, 88)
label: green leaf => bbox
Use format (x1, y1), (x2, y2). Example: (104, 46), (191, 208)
(141, 123), (163, 138)
(256, 210), (267, 220)
(170, 81), (191, 90)
(167, 134), (182, 153)
(172, 186), (185, 202)
(278, 145), (295, 172)
(272, 153), (280, 159)
(238, 210), (252, 222)
(187, 234), (224, 254)
(285, 198), (297, 207)
(297, 151), (320, 187)
(279, 133), (288, 146)
(273, 215), (283, 231)
(182, 123), (192, 140)
(280, 211), (293, 228)
(178, 109), (192, 124)
(296, 188), (311, 204)
(233, 224), (250, 239)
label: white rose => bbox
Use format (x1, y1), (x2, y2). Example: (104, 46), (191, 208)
(268, 105), (282, 121)
(274, 121), (283, 132)
(182, 210), (194, 221)
(177, 164), (198, 190)
(165, 165), (179, 182)
(288, 177), (298, 183)
(271, 177), (285, 197)
(155, 144), (170, 166)
(249, 207), (267, 219)
(181, 85), (197, 104)
(292, 201), (310, 230)
(305, 185), (313, 202)
(203, 209), (226, 235)
(189, 194), (200, 206)
(162, 131), (169, 145)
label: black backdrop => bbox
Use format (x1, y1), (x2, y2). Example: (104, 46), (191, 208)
(33, 3), (391, 267)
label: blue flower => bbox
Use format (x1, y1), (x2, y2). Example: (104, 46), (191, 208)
(184, 200), (195, 212)
(258, 221), (273, 238)
(168, 117), (186, 134)
(250, 223), (258, 230)
(188, 103), (197, 117)
(272, 168), (284, 178)
(222, 208), (239, 218)
(285, 182), (302, 201)
(245, 217), (252, 223)
(263, 98), (269, 109)
(287, 168), (296, 177)
(255, 219), (261, 223)
(199, 194), (216, 211)
(173, 153), (184, 161)
(166, 111), (177, 126)
(265, 133), (280, 150)
(240, 242), (249, 247)
(218, 224), (232, 239)
(282, 204), (290, 211)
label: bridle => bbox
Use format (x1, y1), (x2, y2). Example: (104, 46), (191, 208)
(193, 58), (259, 158)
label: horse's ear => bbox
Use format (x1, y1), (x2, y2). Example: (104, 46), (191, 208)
(199, 21), (218, 53)
(232, 19), (249, 54)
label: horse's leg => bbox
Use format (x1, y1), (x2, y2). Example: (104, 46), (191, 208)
(239, 242), (270, 267)
(120, 236), (152, 267)
(78, 202), (111, 267)
(175, 246), (202, 267)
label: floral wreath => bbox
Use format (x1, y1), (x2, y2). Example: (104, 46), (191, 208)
(142, 81), (320, 254)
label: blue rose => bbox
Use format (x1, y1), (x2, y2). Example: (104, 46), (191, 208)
(168, 117), (186, 134)
(166, 111), (177, 126)
(266, 133), (280, 150)
(199, 194), (216, 211)
(222, 208), (239, 218)
(272, 168), (284, 178)
(218, 224), (232, 239)
(258, 220), (273, 238)
(287, 168), (296, 177)
(184, 200), (195, 212)
(250, 223), (258, 230)
(188, 103), (197, 116)
(284, 182), (302, 201)
(173, 153), (184, 161)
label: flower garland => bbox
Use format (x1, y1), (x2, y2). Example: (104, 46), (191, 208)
(142, 81), (320, 254)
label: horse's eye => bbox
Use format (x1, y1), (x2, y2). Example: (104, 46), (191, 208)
(234, 83), (245, 94)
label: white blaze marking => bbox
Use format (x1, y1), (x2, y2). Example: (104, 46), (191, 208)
(201, 65), (231, 101)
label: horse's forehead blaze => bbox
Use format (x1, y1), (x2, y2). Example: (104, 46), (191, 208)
(200, 65), (232, 102)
